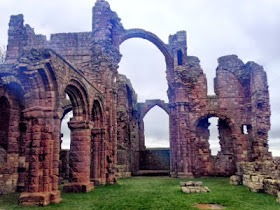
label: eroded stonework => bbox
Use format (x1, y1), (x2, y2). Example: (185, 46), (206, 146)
(0, 0), (273, 206)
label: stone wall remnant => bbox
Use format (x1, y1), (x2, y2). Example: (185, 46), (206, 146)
(0, 0), (272, 206)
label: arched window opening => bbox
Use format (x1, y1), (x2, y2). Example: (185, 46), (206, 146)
(119, 38), (168, 102)
(143, 106), (169, 148)
(209, 117), (220, 155)
(0, 96), (10, 151)
(177, 49), (183, 66)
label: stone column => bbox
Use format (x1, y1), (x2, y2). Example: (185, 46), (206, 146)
(19, 110), (61, 206)
(63, 120), (94, 193)
(169, 102), (193, 178)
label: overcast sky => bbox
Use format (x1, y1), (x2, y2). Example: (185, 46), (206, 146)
(0, 0), (279, 155)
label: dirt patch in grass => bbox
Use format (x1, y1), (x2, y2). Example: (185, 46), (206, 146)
(193, 203), (226, 209)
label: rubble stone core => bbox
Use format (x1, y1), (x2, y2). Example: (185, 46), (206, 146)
(0, 0), (272, 206)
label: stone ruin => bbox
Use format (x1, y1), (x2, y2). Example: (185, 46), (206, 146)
(0, 0), (274, 206)
(180, 181), (210, 193)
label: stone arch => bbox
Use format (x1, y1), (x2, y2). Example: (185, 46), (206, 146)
(194, 112), (237, 176)
(194, 112), (235, 131)
(64, 80), (89, 121)
(119, 29), (173, 71)
(61, 99), (72, 120)
(138, 100), (169, 121)
(92, 99), (104, 127)
(62, 80), (93, 192)
(90, 98), (106, 184)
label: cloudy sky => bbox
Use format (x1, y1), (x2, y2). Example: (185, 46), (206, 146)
(0, 0), (279, 155)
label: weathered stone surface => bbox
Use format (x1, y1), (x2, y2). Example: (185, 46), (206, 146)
(62, 182), (94, 193)
(230, 160), (280, 202)
(229, 175), (242, 185)
(181, 181), (210, 193)
(0, 0), (273, 206)
(180, 181), (203, 187)
(181, 186), (210, 193)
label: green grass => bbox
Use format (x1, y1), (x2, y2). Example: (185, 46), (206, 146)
(1, 177), (280, 210)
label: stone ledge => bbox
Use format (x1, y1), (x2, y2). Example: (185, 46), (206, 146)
(19, 190), (62, 206)
(181, 186), (210, 193)
(19, 192), (49, 206)
(62, 182), (94, 193)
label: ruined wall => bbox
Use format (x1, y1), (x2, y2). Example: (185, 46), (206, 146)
(139, 149), (170, 171)
(168, 35), (271, 177)
(0, 0), (272, 206)
(116, 74), (140, 177)
(230, 159), (280, 202)
(47, 33), (92, 77)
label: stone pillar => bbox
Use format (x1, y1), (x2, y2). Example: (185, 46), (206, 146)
(91, 128), (106, 185)
(169, 102), (193, 178)
(19, 111), (61, 206)
(63, 120), (94, 193)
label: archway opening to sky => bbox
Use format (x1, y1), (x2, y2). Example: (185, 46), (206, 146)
(118, 38), (168, 102)
(143, 106), (169, 148)
(119, 38), (169, 150)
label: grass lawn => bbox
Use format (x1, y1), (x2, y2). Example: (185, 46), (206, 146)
(0, 177), (280, 210)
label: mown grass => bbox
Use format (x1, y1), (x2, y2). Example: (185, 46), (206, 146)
(0, 177), (280, 210)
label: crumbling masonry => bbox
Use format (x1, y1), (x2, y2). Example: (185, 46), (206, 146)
(0, 0), (272, 206)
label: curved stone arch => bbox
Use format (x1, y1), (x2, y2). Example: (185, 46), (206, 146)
(215, 69), (247, 98)
(91, 97), (105, 128)
(193, 112), (239, 176)
(61, 100), (72, 120)
(194, 112), (236, 132)
(64, 79), (90, 121)
(119, 29), (173, 72)
(139, 100), (169, 121)
(0, 74), (25, 102)
(90, 95), (106, 182)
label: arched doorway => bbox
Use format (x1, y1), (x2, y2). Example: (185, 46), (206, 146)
(118, 38), (168, 102)
(117, 31), (172, 176)
(195, 114), (237, 176)
(62, 82), (93, 193)
(137, 102), (170, 175)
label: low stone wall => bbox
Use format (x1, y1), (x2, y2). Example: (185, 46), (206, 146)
(139, 148), (170, 170)
(116, 165), (131, 178)
(230, 159), (280, 203)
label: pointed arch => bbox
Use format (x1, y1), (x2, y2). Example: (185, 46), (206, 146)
(65, 80), (89, 121)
